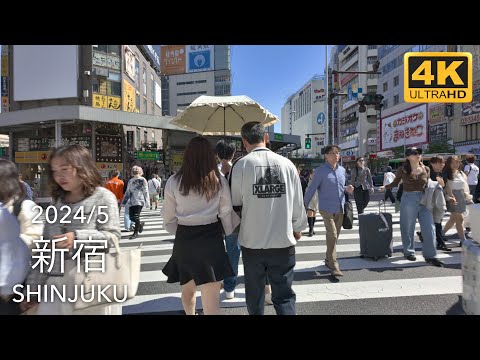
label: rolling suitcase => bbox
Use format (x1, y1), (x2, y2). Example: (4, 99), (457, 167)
(359, 200), (393, 260)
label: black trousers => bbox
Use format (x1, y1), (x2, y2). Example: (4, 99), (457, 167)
(241, 246), (296, 315)
(129, 205), (143, 233)
(384, 189), (396, 204)
(354, 186), (370, 214)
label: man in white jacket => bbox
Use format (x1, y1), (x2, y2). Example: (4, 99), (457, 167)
(230, 121), (307, 315)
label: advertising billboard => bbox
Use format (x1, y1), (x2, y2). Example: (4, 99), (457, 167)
(13, 45), (78, 101)
(160, 45), (186, 75)
(155, 82), (162, 107)
(141, 45), (161, 69)
(186, 45), (214, 73)
(124, 46), (135, 80)
(380, 104), (428, 150)
(123, 80), (136, 112)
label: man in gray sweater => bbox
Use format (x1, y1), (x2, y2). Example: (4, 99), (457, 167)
(230, 121), (307, 315)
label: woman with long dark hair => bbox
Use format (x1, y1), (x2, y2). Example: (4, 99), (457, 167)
(162, 136), (239, 315)
(380, 147), (443, 267)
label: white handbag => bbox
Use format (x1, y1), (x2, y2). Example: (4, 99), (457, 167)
(73, 240), (141, 310)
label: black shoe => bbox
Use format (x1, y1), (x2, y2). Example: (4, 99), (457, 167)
(466, 227), (471, 233)
(425, 258), (444, 267)
(436, 244), (452, 252)
(139, 222), (145, 233)
(129, 233), (139, 239)
(416, 231), (424, 242)
(308, 230), (313, 237)
(405, 254), (417, 261)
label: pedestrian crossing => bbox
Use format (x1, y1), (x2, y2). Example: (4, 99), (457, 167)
(120, 201), (465, 315)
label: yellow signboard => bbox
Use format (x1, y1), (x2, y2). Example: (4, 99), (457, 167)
(93, 94), (121, 111)
(123, 80), (136, 112)
(93, 93), (107, 109)
(404, 52), (472, 103)
(15, 151), (51, 163)
(172, 154), (184, 166)
(107, 96), (121, 111)
(96, 163), (123, 171)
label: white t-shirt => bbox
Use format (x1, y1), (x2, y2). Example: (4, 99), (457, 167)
(148, 178), (161, 194)
(464, 163), (479, 186)
(383, 172), (395, 186)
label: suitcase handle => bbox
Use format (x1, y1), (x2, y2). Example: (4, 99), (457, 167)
(379, 212), (390, 231)
(379, 200), (387, 213)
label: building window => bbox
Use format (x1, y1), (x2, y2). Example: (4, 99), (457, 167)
(393, 94), (399, 105)
(136, 93), (140, 111)
(394, 76), (399, 87)
(93, 45), (120, 55)
(136, 128), (141, 147)
(383, 82), (388, 92)
(142, 67), (147, 96)
(383, 99), (388, 109)
(143, 98), (147, 114)
(177, 91), (207, 96)
(151, 73), (155, 103)
(135, 59), (140, 90)
(92, 75), (121, 97)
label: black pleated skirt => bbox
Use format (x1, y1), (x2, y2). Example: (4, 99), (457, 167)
(162, 221), (234, 286)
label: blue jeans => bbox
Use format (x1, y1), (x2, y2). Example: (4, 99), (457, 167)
(241, 246), (296, 315)
(124, 204), (132, 230)
(224, 232), (240, 292)
(400, 192), (437, 259)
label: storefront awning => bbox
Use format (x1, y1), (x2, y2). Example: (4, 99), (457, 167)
(0, 105), (184, 132)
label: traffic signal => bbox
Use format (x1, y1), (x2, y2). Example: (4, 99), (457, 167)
(358, 93), (383, 112)
(305, 137), (312, 149)
(358, 100), (367, 113)
(374, 94), (384, 111)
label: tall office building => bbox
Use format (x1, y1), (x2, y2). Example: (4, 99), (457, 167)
(333, 45), (379, 167)
(281, 75), (327, 158)
(160, 45), (231, 116)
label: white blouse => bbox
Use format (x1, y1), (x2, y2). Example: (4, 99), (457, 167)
(162, 175), (240, 235)
(448, 172), (468, 191)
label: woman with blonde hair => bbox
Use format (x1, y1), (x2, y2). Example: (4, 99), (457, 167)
(162, 136), (239, 315)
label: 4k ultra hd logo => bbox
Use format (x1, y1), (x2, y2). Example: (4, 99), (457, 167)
(404, 52), (472, 103)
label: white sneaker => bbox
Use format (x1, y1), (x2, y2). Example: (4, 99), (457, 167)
(265, 293), (273, 305)
(225, 291), (234, 299)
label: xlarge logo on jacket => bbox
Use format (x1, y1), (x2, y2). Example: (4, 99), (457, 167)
(253, 166), (286, 198)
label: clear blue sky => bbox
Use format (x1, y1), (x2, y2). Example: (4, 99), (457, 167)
(231, 45), (331, 133)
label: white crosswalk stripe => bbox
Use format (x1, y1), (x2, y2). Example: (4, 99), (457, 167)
(119, 201), (464, 315)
